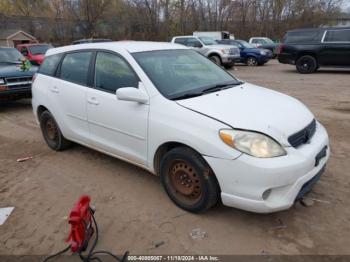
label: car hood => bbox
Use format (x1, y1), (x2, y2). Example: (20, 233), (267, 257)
(207, 44), (238, 50)
(176, 83), (314, 146)
(244, 48), (265, 53)
(0, 63), (38, 78)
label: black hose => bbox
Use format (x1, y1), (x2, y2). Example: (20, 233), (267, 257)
(42, 244), (71, 262)
(43, 208), (128, 262)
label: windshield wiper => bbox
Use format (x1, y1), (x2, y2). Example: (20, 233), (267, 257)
(202, 81), (244, 94)
(170, 92), (204, 100)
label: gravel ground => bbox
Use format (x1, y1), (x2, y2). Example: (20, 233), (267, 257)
(0, 60), (349, 256)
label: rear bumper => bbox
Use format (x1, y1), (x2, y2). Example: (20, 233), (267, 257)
(278, 53), (295, 65)
(204, 122), (330, 213)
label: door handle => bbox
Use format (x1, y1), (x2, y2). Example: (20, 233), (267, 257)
(87, 97), (99, 105)
(50, 86), (59, 93)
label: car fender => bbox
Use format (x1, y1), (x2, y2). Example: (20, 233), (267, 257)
(147, 95), (242, 173)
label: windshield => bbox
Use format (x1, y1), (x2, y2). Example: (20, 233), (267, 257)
(133, 49), (239, 100)
(0, 48), (24, 63)
(237, 40), (254, 48)
(199, 37), (217, 45)
(28, 45), (51, 55)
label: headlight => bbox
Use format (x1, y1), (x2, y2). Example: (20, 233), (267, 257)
(219, 129), (286, 158)
(0, 79), (5, 85)
(260, 50), (267, 55)
(221, 49), (230, 54)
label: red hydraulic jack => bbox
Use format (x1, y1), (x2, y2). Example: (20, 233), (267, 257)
(43, 195), (128, 262)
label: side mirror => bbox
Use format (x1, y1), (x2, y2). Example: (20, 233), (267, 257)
(116, 85), (149, 104)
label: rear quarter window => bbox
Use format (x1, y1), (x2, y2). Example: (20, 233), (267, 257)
(39, 54), (62, 76)
(284, 30), (322, 44)
(59, 52), (92, 86)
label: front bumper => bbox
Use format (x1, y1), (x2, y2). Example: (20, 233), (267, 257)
(221, 54), (240, 64)
(0, 88), (31, 100)
(204, 122), (330, 213)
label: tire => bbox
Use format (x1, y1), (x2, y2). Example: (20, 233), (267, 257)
(224, 62), (234, 69)
(296, 55), (317, 74)
(39, 110), (71, 151)
(246, 57), (258, 66)
(209, 55), (221, 66)
(160, 147), (220, 213)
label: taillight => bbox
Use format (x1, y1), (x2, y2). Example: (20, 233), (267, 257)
(276, 44), (284, 54)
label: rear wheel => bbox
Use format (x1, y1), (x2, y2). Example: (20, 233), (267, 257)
(246, 57), (258, 66)
(39, 110), (71, 151)
(296, 55), (317, 74)
(160, 147), (220, 213)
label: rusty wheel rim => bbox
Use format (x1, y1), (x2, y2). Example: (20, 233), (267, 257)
(46, 118), (58, 141)
(169, 160), (202, 205)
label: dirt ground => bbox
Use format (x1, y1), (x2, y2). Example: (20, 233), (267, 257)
(0, 60), (350, 256)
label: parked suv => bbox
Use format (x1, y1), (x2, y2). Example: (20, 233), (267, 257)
(171, 36), (240, 68)
(17, 43), (52, 65)
(0, 47), (38, 100)
(32, 42), (330, 213)
(278, 27), (350, 73)
(217, 39), (272, 66)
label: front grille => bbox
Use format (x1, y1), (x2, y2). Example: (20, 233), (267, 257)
(229, 48), (239, 55)
(5, 76), (32, 90)
(288, 119), (316, 148)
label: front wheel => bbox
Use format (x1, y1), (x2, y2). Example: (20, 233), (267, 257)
(209, 55), (221, 66)
(246, 57), (258, 66)
(160, 147), (220, 213)
(296, 55), (317, 74)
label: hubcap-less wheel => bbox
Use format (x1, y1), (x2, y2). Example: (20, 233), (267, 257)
(40, 110), (71, 151)
(45, 118), (58, 141)
(247, 57), (258, 66)
(169, 160), (202, 205)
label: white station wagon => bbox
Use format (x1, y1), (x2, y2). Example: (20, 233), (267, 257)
(32, 42), (330, 213)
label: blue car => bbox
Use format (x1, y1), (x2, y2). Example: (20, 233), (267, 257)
(217, 39), (272, 66)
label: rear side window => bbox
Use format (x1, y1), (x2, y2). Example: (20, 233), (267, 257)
(60, 52), (92, 86)
(94, 52), (139, 93)
(174, 38), (187, 45)
(284, 30), (322, 44)
(39, 54), (62, 76)
(323, 29), (350, 42)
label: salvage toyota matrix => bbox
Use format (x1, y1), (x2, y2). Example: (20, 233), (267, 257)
(32, 42), (330, 213)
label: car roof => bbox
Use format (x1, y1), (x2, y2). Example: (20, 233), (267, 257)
(172, 36), (197, 38)
(17, 43), (49, 47)
(46, 41), (187, 56)
(287, 27), (350, 33)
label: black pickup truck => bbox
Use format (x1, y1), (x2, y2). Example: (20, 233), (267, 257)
(0, 47), (38, 100)
(278, 27), (350, 73)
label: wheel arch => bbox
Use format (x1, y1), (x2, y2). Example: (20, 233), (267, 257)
(37, 105), (49, 121)
(153, 142), (210, 177)
(296, 51), (318, 63)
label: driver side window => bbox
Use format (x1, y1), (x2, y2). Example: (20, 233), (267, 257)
(94, 52), (139, 93)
